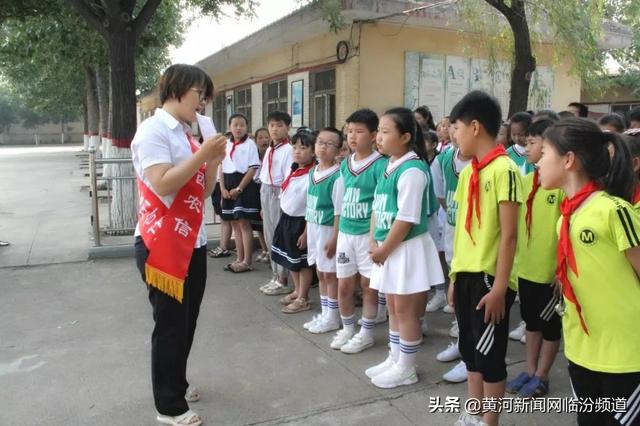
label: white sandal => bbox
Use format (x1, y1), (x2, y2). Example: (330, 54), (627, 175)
(157, 409), (203, 426)
(185, 387), (200, 402)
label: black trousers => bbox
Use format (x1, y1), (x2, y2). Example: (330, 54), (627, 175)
(568, 361), (640, 426)
(135, 236), (207, 416)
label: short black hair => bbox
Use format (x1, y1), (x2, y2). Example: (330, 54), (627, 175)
(510, 111), (533, 130)
(598, 113), (626, 133)
(346, 108), (379, 133)
(568, 102), (589, 117)
(423, 130), (438, 145)
(159, 64), (213, 105)
(628, 106), (640, 123)
(558, 110), (574, 119)
(622, 130), (640, 157)
(228, 113), (248, 126)
(318, 127), (344, 148)
(449, 90), (502, 138)
(266, 110), (292, 126)
(534, 109), (560, 121)
(527, 118), (555, 137)
(291, 127), (316, 149)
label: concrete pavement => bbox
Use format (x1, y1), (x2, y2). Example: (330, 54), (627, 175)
(0, 146), (576, 425)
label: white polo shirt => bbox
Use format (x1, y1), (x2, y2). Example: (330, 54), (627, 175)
(221, 136), (260, 174)
(258, 141), (293, 186)
(131, 108), (208, 248)
(280, 168), (310, 217)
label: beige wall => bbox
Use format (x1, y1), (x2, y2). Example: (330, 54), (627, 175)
(358, 23), (581, 117)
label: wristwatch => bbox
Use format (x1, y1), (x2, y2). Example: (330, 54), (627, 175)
(235, 187), (243, 194)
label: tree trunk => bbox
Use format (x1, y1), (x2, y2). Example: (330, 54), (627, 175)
(108, 32), (138, 232)
(504, 0), (536, 117)
(60, 120), (65, 144)
(82, 93), (88, 150)
(84, 65), (100, 153)
(96, 64), (112, 176)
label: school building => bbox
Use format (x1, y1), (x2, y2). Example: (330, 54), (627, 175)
(138, 0), (632, 133)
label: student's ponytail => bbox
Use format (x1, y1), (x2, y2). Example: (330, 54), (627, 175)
(543, 118), (635, 202)
(383, 107), (429, 162)
(603, 131), (634, 202)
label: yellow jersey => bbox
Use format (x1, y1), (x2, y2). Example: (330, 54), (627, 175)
(517, 171), (564, 284)
(450, 156), (523, 290)
(560, 192), (640, 373)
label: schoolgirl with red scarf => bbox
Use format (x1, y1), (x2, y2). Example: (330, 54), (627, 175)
(537, 118), (640, 426)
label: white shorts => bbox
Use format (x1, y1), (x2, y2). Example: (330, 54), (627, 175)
(428, 211), (444, 252)
(444, 221), (455, 266)
(370, 232), (444, 295)
(336, 232), (373, 279)
(307, 223), (337, 273)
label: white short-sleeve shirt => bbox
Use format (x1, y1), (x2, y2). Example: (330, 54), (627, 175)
(280, 168), (310, 217)
(258, 141), (293, 186)
(221, 136), (260, 174)
(131, 108), (208, 248)
(385, 151), (428, 224)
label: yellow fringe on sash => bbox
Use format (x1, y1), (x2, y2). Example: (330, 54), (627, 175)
(145, 264), (184, 303)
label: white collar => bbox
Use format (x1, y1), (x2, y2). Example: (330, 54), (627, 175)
(387, 150), (419, 174)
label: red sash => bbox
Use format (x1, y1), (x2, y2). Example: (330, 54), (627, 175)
(137, 134), (206, 303)
(281, 163), (313, 192)
(525, 169), (540, 244)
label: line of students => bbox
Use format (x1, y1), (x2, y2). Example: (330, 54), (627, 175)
(227, 93), (640, 426)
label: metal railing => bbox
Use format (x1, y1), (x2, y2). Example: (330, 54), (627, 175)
(88, 147), (137, 247)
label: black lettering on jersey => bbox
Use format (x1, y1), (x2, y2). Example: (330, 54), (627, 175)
(337, 252), (350, 264)
(484, 181), (492, 193)
(579, 228), (597, 246)
(547, 194), (556, 204)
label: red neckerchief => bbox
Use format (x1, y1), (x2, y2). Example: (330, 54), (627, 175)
(136, 132), (205, 303)
(229, 134), (249, 160)
(525, 169), (540, 244)
(465, 144), (507, 243)
(268, 139), (289, 184)
(281, 162), (313, 192)
(557, 181), (600, 334)
(634, 184), (640, 204)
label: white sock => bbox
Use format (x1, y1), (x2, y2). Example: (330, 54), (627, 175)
(327, 298), (340, 322)
(320, 296), (328, 317)
(399, 338), (421, 368)
(359, 317), (375, 339)
(389, 330), (400, 362)
(377, 292), (387, 314)
(341, 314), (355, 332)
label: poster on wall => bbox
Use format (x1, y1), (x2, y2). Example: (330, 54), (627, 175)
(528, 66), (554, 111)
(418, 55), (445, 122)
(291, 80), (304, 128)
(444, 56), (470, 117)
(470, 58), (492, 93)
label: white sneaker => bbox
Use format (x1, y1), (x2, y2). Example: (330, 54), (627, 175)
(303, 314), (322, 330)
(449, 320), (459, 338)
(443, 360), (468, 383)
(509, 321), (526, 341)
(454, 412), (486, 426)
(259, 279), (277, 292)
(365, 353), (396, 379)
(341, 331), (375, 354)
(436, 342), (461, 362)
(426, 292), (447, 312)
(371, 363), (418, 389)
(262, 283), (292, 296)
(520, 334), (526, 344)
(330, 328), (355, 350)
(443, 304), (455, 314)
(309, 317), (341, 334)
(421, 316), (428, 336)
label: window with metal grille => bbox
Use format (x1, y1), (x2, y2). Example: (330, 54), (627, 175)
(263, 79), (288, 123)
(310, 69), (336, 129)
(213, 93), (227, 133)
(234, 87), (252, 130)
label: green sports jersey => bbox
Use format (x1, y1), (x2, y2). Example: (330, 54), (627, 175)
(507, 145), (534, 175)
(439, 148), (468, 226)
(306, 165), (341, 226)
(372, 155), (429, 241)
(339, 152), (388, 235)
(425, 164), (440, 217)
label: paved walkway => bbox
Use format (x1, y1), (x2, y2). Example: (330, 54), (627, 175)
(0, 146), (575, 425)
